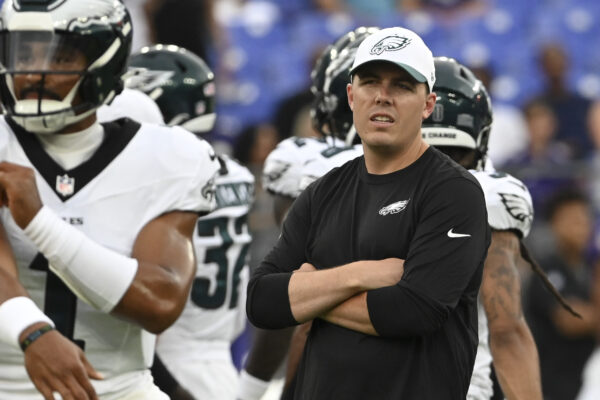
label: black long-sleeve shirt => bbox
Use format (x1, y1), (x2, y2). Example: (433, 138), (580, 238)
(247, 147), (490, 399)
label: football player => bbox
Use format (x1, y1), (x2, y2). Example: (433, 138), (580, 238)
(127, 44), (255, 400)
(236, 27), (377, 400)
(422, 57), (577, 400)
(0, 1), (220, 399)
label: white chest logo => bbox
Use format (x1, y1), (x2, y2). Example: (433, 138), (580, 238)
(56, 174), (75, 197)
(379, 199), (409, 216)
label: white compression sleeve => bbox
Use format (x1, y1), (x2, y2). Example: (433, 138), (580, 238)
(236, 370), (271, 400)
(24, 206), (138, 313)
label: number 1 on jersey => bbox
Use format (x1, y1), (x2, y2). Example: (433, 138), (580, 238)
(29, 253), (84, 349)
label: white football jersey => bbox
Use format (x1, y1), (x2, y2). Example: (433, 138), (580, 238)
(299, 144), (364, 191)
(0, 117), (219, 399)
(471, 168), (534, 238)
(262, 136), (344, 199)
(468, 166), (534, 400)
(157, 154), (254, 358)
(97, 88), (165, 125)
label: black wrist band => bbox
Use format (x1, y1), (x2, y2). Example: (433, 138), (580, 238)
(20, 324), (54, 352)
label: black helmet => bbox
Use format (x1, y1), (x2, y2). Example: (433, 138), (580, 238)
(0, 0), (132, 134)
(311, 26), (380, 144)
(422, 57), (493, 169)
(127, 44), (216, 133)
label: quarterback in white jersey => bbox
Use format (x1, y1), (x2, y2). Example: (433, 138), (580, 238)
(157, 154), (254, 399)
(422, 58), (543, 400)
(0, 117), (219, 399)
(0, 1), (220, 399)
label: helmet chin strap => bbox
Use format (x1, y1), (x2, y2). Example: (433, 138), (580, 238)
(344, 125), (357, 146)
(474, 126), (491, 171)
(13, 106), (97, 135)
(10, 75), (99, 134)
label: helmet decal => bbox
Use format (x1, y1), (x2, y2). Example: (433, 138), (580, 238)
(127, 44), (216, 133)
(432, 103), (444, 122)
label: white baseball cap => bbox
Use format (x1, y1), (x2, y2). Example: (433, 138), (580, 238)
(350, 27), (436, 92)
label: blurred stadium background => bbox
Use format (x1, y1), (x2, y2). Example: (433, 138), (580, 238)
(129, 1), (600, 398)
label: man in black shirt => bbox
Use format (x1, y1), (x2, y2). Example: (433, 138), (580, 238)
(246, 27), (490, 399)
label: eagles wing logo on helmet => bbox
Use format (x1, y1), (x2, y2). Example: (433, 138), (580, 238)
(126, 69), (175, 94)
(499, 193), (533, 224)
(370, 35), (411, 55)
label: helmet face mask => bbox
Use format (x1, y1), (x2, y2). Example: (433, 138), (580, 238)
(422, 57), (493, 170)
(0, 0), (132, 134)
(127, 45), (216, 134)
(310, 26), (380, 144)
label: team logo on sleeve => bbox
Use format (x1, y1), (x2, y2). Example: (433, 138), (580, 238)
(379, 199), (410, 216)
(499, 193), (533, 224)
(263, 161), (291, 183)
(201, 177), (216, 202)
(370, 35), (411, 55)
(56, 174), (75, 197)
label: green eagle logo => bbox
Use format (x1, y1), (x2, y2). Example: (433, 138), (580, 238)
(370, 35), (412, 55)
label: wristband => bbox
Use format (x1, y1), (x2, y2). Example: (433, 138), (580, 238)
(236, 370), (271, 400)
(24, 206), (138, 312)
(20, 324), (54, 352)
(0, 297), (54, 350)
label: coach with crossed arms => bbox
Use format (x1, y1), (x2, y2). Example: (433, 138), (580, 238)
(246, 27), (490, 399)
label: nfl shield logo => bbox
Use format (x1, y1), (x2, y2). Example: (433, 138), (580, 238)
(56, 174), (75, 197)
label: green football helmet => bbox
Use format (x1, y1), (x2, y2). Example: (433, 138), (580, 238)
(422, 57), (493, 169)
(0, 0), (133, 134)
(127, 44), (216, 133)
(311, 26), (380, 145)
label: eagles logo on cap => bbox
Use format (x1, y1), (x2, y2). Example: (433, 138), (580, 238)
(350, 27), (436, 92)
(370, 35), (411, 55)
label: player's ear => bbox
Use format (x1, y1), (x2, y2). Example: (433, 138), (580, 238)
(347, 83), (354, 111)
(422, 91), (436, 120)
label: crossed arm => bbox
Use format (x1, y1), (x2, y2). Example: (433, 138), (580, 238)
(288, 259), (404, 333)
(481, 230), (542, 400)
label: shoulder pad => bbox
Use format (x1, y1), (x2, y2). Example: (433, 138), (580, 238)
(471, 170), (534, 238)
(262, 137), (332, 198)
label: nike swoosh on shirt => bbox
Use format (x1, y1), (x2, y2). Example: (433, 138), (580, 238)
(447, 228), (471, 238)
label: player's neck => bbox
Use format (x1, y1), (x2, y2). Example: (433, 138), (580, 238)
(363, 136), (429, 175)
(58, 113), (98, 135)
(36, 121), (104, 170)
